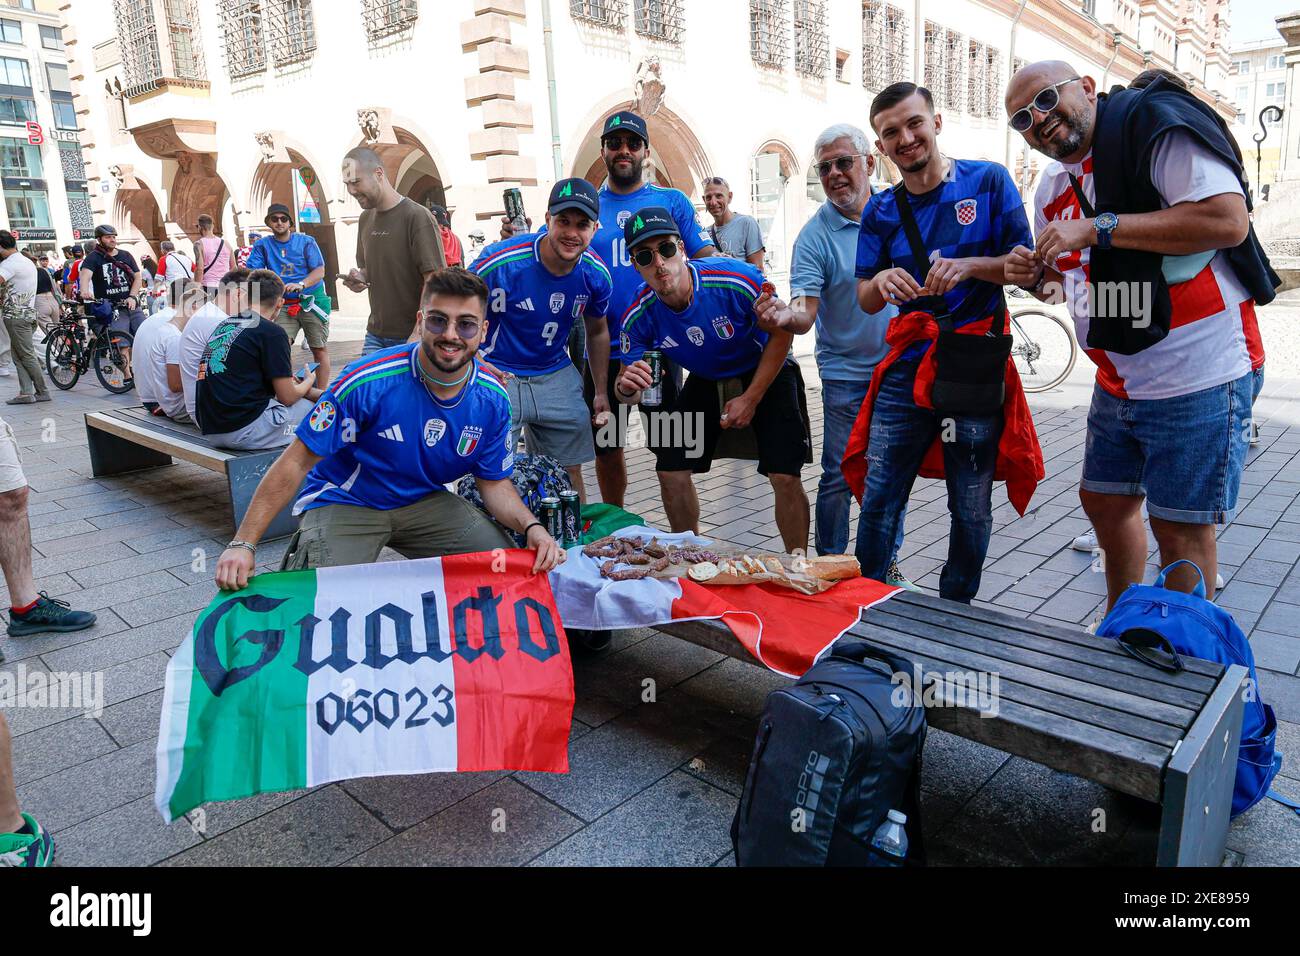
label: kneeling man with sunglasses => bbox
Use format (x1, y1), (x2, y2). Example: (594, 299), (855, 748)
(215, 268), (565, 591)
(614, 207), (810, 552)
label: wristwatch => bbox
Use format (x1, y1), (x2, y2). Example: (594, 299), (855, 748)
(1094, 212), (1119, 251)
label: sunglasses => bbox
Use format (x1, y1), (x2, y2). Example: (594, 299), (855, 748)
(632, 240), (680, 268)
(1008, 77), (1081, 132)
(603, 135), (645, 152)
(814, 154), (866, 177)
(421, 312), (483, 339)
(267, 215), (290, 224)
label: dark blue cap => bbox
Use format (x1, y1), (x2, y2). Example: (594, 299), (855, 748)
(623, 205), (680, 249)
(547, 177), (600, 219)
(602, 110), (649, 145)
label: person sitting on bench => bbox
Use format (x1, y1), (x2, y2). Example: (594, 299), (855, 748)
(133, 277), (204, 424)
(194, 269), (322, 451)
(613, 207), (810, 553)
(214, 268), (566, 591)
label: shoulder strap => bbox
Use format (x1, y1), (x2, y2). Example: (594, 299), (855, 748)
(892, 183), (932, 284)
(1067, 172), (1096, 218)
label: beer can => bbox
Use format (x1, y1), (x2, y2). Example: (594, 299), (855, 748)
(503, 187), (528, 232)
(559, 490), (581, 548)
(538, 497), (563, 541)
(641, 349), (663, 408)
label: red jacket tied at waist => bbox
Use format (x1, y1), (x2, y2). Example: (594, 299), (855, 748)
(841, 310), (1044, 516)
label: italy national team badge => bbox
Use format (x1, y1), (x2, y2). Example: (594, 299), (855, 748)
(711, 315), (735, 340)
(457, 425), (484, 457)
(424, 418), (446, 447)
(309, 400), (336, 432)
(687, 325), (705, 347)
(954, 198), (978, 226)
(550, 292), (565, 314)
(572, 294), (589, 319)
(619, 331), (631, 354)
(617, 210), (632, 228)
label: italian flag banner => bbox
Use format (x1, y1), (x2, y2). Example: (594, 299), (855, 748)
(156, 551), (573, 823)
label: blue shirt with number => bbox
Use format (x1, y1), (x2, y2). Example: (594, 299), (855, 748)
(469, 232), (613, 376)
(293, 344), (514, 514)
(621, 258), (769, 380)
(246, 232), (326, 299)
(592, 183), (712, 362)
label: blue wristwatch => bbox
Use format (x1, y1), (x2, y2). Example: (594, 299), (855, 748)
(1094, 211), (1119, 250)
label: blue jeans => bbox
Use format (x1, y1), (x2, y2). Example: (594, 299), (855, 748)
(362, 332), (408, 356)
(817, 376), (905, 559)
(853, 360), (1002, 603)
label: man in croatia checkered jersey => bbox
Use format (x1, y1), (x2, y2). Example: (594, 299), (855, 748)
(1004, 60), (1279, 610)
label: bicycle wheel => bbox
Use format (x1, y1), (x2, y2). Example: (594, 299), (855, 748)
(92, 330), (135, 394)
(44, 328), (82, 390)
(1009, 309), (1077, 393)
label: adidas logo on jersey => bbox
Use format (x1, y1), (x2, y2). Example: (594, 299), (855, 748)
(515, 298), (535, 311)
(660, 336), (680, 349)
(379, 425), (405, 442)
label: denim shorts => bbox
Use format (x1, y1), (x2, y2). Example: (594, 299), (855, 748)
(1082, 371), (1252, 525)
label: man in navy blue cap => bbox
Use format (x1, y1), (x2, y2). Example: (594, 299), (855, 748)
(470, 177), (613, 500)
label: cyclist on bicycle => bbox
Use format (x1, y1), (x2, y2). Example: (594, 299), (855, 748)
(78, 224), (146, 337)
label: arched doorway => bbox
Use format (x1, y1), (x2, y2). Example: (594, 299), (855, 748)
(357, 127), (447, 212)
(570, 102), (713, 202)
(249, 148), (340, 302)
(750, 140), (802, 288)
(111, 175), (166, 263)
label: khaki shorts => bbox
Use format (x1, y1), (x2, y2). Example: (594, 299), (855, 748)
(274, 304), (329, 350)
(0, 416), (27, 494)
(280, 489), (514, 571)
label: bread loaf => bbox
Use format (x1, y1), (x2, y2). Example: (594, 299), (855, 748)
(805, 554), (862, 582)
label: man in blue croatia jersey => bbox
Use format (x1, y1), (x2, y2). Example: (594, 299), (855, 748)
(213, 269), (564, 591)
(614, 208), (809, 552)
(470, 178), (612, 499)
(852, 82), (1033, 602)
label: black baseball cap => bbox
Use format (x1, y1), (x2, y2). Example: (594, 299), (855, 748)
(602, 111), (649, 146)
(265, 202), (293, 224)
(623, 205), (679, 250)
(547, 178), (600, 219)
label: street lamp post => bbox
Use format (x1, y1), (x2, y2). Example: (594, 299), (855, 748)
(1254, 105), (1285, 201)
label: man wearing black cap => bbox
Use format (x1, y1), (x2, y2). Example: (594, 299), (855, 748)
(429, 204), (464, 268)
(614, 208), (810, 552)
(79, 224), (146, 335)
(246, 203), (332, 387)
(470, 178), (613, 499)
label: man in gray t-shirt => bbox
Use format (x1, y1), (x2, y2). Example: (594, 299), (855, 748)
(702, 177), (765, 269)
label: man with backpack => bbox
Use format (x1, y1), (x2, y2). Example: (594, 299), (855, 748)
(1004, 60), (1276, 606)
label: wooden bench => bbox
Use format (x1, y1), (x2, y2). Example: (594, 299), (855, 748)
(85, 407), (298, 539)
(653, 590), (1248, 867)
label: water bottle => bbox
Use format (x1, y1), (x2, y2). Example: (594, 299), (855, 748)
(870, 809), (908, 866)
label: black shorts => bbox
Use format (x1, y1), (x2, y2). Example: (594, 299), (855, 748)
(653, 359), (809, 476)
(583, 357), (682, 456)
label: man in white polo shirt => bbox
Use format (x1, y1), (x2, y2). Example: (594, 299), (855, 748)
(179, 268), (251, 424)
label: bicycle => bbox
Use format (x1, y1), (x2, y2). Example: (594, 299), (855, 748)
(43, 301), (136, 394)
(1004, 285), (1078, 393)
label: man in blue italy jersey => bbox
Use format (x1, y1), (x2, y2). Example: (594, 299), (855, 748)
(214, 269), (565, 590)
(613, 207), (810, 553)
(852, 82), (1033, 603)
(470, 178), (612, 499)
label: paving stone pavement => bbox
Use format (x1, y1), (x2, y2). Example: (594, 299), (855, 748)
(2, 330), (1299, 868)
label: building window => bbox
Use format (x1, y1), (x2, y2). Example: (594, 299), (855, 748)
(58, 141), (86, 182)
(0, 96), (34, 122)
(362, 0), (419, 42)
(164, 0), (208, 82)
(113, 0), (163, 96)
(1235, 84), (1248, 102)
(1235, 110), (1245, 124)
(967, 40), (987, 117)
(834, 48), (849, 82)
(633, 0), (683, 43)
(269, 0), (317, 63)
(0, 139), (44, 179)
(222, 0), (268, 79)
(862, 1), (908, 94)
(924, 21), (944, 108)
(1232, 59), (1249, 74)
(1268, 54), (1284, 70)
(985, 46), (1002, 119)
(570, 0), (626, 29)
(944, 29), (964, 115)
(39, 25), (63, 50)
(45, 62), (71, 95)
(0, 19), (20, 45)
(750, 0), (788, 69)
(0, 55), (31, 88)
(5, 189), (53, 231)
(1081, 0), (1095, 16)
(793, 1), (828, 78)
(52, 100), (76, 129)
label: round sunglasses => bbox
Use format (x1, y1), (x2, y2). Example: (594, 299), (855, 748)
(421, 312), (483, 339)
(631, 239), (680, 268)
(1007, 77), (1081, 133)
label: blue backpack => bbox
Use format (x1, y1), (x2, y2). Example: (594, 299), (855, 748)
(1096, 560), (1282, 817)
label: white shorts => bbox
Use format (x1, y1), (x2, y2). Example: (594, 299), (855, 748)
(0, 416), (27, 493)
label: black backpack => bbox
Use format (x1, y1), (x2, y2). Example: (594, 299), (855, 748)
(731, 640), (927, 866)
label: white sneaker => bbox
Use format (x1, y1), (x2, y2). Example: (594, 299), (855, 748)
(1072, 529), (1098, 552)
(1215, 572), (1225, 590)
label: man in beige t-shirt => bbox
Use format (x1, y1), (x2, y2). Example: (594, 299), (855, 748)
(340, 147), (445, 354)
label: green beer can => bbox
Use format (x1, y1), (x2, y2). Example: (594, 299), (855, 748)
(559, 489), (581, 547)
(538, 497), (563, 541)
